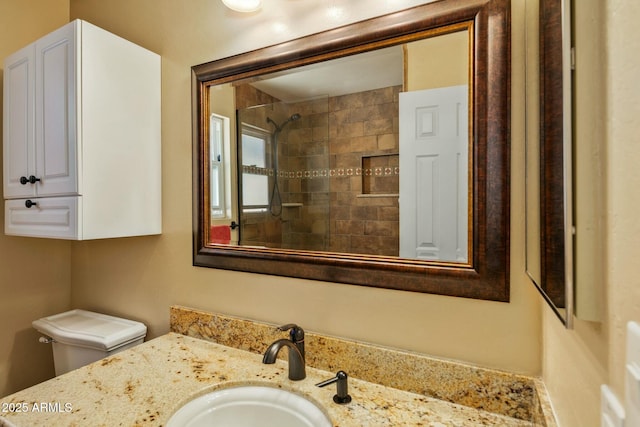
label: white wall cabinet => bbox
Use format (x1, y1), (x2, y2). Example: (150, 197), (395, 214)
(3, 20), (161, 240)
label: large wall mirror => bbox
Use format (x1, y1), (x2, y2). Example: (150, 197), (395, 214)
(193, 0), (510, 302)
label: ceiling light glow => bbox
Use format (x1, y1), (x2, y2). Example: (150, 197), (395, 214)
(272, 22), (288, 34)
(222, 0), (262, 13)
(326, 6), (345, 20)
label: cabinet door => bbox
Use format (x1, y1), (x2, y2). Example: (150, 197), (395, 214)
(3, 45), (36, 199)
(35, 22), (78, 196)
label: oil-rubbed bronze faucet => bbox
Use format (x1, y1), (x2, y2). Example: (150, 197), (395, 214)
(262, 324), (306, 380)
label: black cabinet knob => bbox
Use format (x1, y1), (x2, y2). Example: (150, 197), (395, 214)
(25, 200), (37, 208)
(19, 175), (40, 185)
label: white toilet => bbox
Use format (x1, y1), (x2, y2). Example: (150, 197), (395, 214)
(33, 309), (147, 376)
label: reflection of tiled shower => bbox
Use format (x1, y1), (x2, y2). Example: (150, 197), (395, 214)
(265, 113), (301, 217)
(236, 84), (401, 256)
(236, 95), (330, 251)
(276, 97), (330, 251)
(327, 86), (401, 256)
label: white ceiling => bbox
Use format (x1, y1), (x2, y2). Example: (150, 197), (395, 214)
(249, 45), (404, 103)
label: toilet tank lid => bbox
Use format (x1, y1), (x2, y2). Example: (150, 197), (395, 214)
(32, 309), (147, 351)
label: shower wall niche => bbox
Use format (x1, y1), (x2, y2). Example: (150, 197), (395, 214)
(236, 83), (400, 256)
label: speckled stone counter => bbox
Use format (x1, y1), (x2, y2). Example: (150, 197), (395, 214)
(169, 306), (557, 426)
(1, 333), (537, 427)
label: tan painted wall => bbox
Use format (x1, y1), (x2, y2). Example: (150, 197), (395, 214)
(0, 0), (71, 397)
(604, 0), (640, 409)
(406, 29), (468, 90)
(66, 0), (541, 376)
(542, 1), (640, 426)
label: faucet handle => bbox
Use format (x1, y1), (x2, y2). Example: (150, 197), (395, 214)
(277, 324), (305, 343)
(316, 371), (352, 404)
(278, 324), (303, 338)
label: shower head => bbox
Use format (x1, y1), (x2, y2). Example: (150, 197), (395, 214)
(267, 113), (301, 132)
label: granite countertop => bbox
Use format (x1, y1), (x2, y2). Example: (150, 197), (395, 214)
(0, 333), (532, 426)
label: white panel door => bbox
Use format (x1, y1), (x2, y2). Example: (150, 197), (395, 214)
(399, 85), (468, 262)
(3, 45), (35, 198)
(35, 22), (78, 196)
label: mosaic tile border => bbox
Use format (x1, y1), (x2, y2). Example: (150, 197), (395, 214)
(170, 306), (556, 425)
(241, 165), (399, 179)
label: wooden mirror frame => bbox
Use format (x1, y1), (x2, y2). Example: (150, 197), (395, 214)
(192, 0), (511, 302)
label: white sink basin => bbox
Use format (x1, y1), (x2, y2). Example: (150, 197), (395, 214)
(167, 385), (332, 427)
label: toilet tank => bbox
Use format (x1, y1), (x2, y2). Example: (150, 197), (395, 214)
(32, 309), (147, 376)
